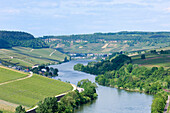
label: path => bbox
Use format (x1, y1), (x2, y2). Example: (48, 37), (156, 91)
(26, 84), (81, 113)
(30, 49), (34, 52)
(49, 50), (56, 56)
(164, 95), (170, 113)
(0, 72), (33, 86)
(102, 43), (108, 49)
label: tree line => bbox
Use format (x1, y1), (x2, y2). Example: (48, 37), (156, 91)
(0, 31), (49, 49)
(74, 54), (170, 113)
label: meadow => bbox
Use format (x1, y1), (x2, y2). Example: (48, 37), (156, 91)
(0, 66), (27, 83)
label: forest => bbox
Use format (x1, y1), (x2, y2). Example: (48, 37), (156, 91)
(0, 31), (48, 48)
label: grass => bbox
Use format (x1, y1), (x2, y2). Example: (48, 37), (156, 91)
(131, 53), (170, 69)
(0, 66), (27, 83)
(1, 110), (14, 113)
(0, 74), (73, 107)
(0, 47), (69, 67)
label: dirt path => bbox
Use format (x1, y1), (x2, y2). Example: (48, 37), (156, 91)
(102, 43), (108, 49)
(49, 50), (56, 56)
(30, 49), (34, 52)
(0, 72), (33, 86)
(0, 69), (32, 112)
(0, 66), (26, 74)
(164, 95), (170, 113)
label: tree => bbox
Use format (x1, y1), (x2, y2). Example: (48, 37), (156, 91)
(53, 68), (58, 76)
(15, 105), (26, 113)
(36, 97), (58, 113)
(141, 54), (145, 59)
(126, 64), (133, 73)
(64, 57), (68, 62)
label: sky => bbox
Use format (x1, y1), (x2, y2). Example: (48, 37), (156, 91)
(0, 0), (170, 36)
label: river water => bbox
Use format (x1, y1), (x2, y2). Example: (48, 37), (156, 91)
(51, 60), (153, 113)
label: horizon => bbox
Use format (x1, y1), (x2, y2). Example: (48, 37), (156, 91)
(1, 30), (170, 37)
(0, 0), (170, 37)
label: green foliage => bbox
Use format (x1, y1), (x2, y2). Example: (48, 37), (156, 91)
(95, 64), (169, 94)
(36, 97), (58, 113)
(141, 54), (145, 59)
(0, 110), (3, 113)
(74, 54), (131, 75)
(36, 79), (98, 113)
(0, 31), (49, 48)
(15, 105), (26, 113)
(77, 79), (98, 100)
(151, 92), (168, 113)
(31, 65), (58, 77)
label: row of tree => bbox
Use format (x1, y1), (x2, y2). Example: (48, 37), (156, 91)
(15, 79), (97, 113)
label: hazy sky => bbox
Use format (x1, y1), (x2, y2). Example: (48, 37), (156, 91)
(0, 0), (170, 36)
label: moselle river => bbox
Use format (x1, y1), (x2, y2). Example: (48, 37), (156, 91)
(51, 60), (153, 113)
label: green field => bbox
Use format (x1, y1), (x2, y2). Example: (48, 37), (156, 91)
(0, 47), (69, 67)
(0, 74), (72, 107)
(0, 66), (27, 83)
(131, 53), (170, 69)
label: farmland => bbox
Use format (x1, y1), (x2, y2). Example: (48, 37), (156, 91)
(131, 53), (170, 69)
(0, 47), (69, 67)
(0, 66), (73, 112)
(0, 74), (73, 107)
(0, 66), (27, 83)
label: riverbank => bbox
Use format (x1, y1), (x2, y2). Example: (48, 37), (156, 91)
(51, 60), (153, 113)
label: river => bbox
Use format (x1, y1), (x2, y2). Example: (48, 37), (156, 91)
(51, 60), (153, 113)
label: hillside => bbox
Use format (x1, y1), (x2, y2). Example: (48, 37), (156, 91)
(0, 66), (73, 112)
(0, 66), (27, 83)
(41, 31), (170, 53)
(0, 47), (69, 67)
(0, 31), (48, 49)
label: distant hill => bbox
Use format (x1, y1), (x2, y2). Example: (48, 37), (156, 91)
(0, 31), (49, 49)
(41, 31), (170, 42)
(40, 31), (170, 53)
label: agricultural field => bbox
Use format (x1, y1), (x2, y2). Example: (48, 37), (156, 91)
(0, 74), (73, 107)
(131, 53), (170, 69)
(0, 47), (69, 67)
(0, 66), (27, 83)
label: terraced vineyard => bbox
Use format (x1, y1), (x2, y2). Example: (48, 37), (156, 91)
(131, 52), (170, 69)
(0, 47), (69, 67)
